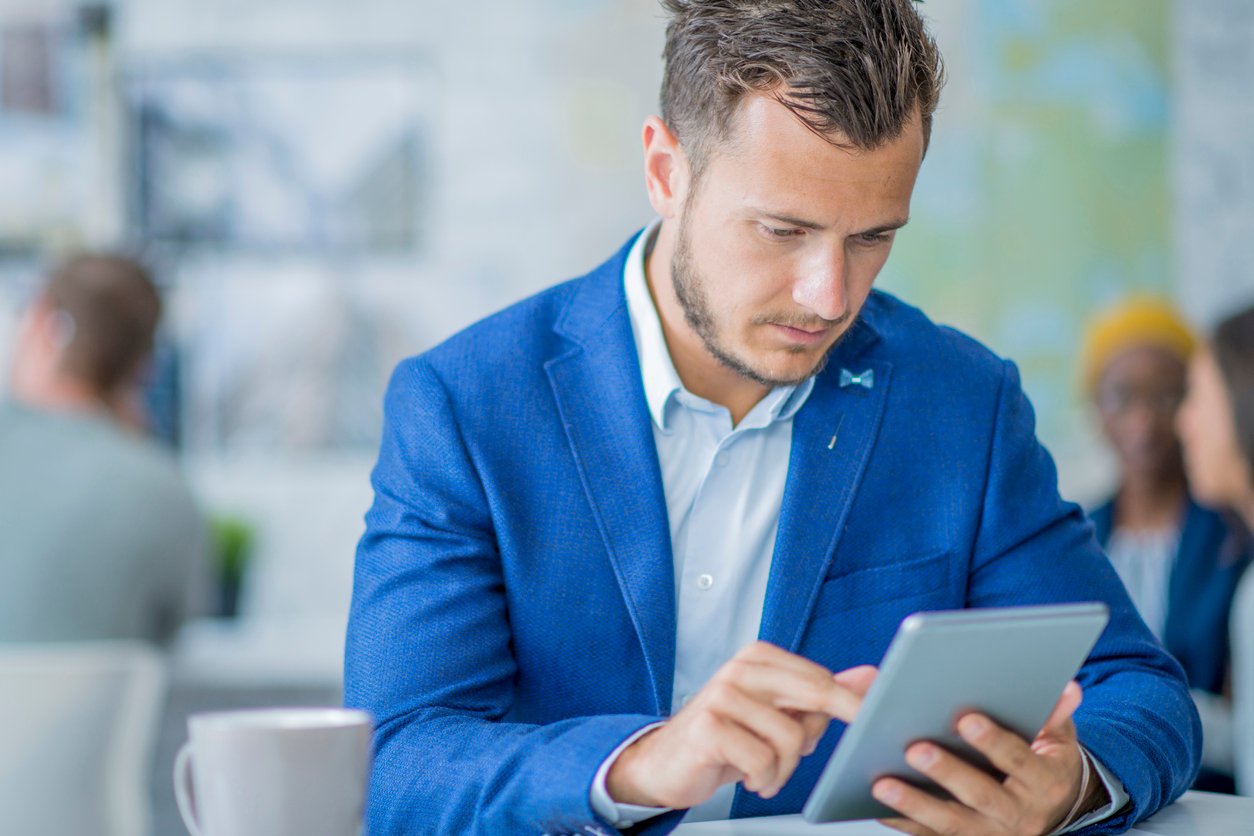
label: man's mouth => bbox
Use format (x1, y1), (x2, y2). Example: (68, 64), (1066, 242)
(770, 323), (830, 345)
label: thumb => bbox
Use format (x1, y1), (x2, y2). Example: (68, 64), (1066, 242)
(1038, 680), (1082, 742)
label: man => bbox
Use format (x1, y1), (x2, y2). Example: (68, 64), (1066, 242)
(0, 254), (209, 644)
(1083, 298), (1249, 792)
(345, 2), (1199, 834)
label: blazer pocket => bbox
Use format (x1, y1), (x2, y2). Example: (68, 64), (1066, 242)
(810, 550), (952, 620)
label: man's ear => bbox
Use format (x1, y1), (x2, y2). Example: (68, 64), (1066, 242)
(642, 115), (691, 219)
(8, 295), (66, 398)
(36, 298), (76, 352)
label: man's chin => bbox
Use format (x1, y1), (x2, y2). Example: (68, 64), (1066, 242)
(702, 327), (841, 389)
(737, 351), (831, 389)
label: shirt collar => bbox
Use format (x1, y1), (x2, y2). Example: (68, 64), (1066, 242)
(623, 220), (814, 432)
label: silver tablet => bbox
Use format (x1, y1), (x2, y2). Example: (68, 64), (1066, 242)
(802, 602), (1110, 823)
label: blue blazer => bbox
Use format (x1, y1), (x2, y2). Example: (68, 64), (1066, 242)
(345, 235), (1200, 835)
(1089, 499), (1249, 696)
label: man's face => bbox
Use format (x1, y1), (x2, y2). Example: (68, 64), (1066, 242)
(670, 95), (924, 387)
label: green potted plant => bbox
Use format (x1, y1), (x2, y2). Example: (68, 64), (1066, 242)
(210, 515), (255, 618)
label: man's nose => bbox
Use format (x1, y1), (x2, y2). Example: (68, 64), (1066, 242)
(792, 246), (848, 323)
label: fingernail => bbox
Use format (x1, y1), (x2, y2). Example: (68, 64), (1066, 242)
(906, 745), (937, 770)
(873, 781), (900, 804)
(959, 715), (987, 739)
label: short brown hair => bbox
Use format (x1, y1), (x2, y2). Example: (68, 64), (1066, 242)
(44, 254), (161, 396)
(660, 0), (944, 175)
(1213, 306), (1254, 475)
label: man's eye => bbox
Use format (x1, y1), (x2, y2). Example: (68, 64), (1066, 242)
(760, 224), (803, 239)
(857, 232), (892, 246)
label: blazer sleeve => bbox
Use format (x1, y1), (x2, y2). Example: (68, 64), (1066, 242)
(967, 360), (1201, 834)
(343, 359), (684, 835)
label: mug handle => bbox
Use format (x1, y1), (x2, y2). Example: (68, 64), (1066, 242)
(173, 742), (204, 836)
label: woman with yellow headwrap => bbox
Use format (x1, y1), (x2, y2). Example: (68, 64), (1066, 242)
(1084, 297), (1249, 793)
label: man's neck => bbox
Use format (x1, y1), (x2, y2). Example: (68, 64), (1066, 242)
(644, 222), (770, 426)
(11, 376), (110, 418)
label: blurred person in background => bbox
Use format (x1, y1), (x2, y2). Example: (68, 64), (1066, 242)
(1177, 305), (1254, 795)
(1084, 298), (1249, 793)
(0, 254), (209, 645)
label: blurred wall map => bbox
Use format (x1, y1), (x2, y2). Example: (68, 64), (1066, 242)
(880, 0), (1171, 498)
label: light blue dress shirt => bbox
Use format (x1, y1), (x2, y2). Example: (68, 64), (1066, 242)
(595, 221), (815, 825)
(590, 222), (1127, 832)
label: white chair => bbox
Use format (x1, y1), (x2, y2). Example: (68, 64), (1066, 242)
(0, 642), (165, 836)
(1233, 570), (1254, 795)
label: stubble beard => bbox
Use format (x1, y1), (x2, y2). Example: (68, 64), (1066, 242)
(669, 214), (842, 389)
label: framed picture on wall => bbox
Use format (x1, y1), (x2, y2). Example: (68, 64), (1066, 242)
(126, 56), (434, 255)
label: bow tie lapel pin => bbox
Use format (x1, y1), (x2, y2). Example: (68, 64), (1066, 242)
(839, 368), (875, 390)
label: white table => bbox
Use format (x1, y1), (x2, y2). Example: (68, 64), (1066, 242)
(674, 791), (1253, 835)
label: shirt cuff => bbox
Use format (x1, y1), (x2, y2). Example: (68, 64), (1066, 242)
(589, 722), (673, 829)
(1052, 746), (1130, 834)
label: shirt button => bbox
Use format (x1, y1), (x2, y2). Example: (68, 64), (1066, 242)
(696, 573), (714, 590)
(716, 451), (730, 467)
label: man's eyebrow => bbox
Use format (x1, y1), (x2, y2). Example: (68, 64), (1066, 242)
(757, 210), (826, 230)
(752, 210), (911, 235)
(858, 218), (910, 236)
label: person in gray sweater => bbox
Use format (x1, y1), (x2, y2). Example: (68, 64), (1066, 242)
(0, 254), (209, 644)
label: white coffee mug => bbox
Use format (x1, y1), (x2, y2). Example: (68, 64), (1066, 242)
(173, 707), (372, 836)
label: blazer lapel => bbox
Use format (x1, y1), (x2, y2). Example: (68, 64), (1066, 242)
(758, 320), (893, 652)
(545, 252), (677, 714)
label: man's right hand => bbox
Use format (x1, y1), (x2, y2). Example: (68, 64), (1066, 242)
(606, 642), (877, 809)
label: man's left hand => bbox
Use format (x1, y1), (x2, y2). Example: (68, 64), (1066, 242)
(872, 681), (1100, 836)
